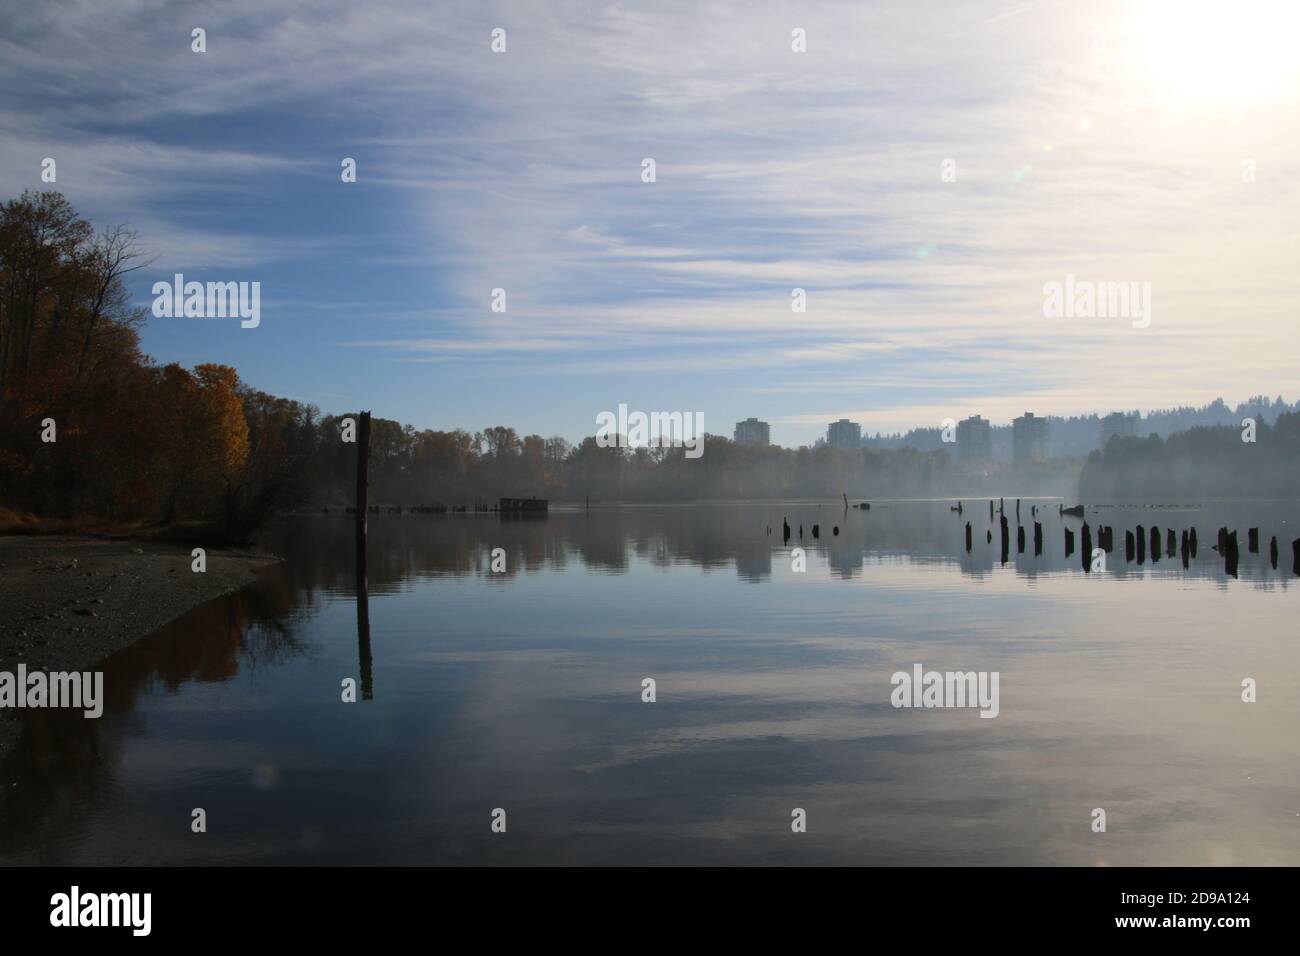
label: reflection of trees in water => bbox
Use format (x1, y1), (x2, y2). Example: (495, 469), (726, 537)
(260, 501), (1300, 593)
(0, 578), (307, 861)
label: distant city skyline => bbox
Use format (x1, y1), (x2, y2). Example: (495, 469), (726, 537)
(716, 394), (1296, 455)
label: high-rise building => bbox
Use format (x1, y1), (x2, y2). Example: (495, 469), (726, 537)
(827, 418), (862, 450)
(1012, 412), (1048, 461)
(1100, 411), (1139, 448)
(733, 417), (771, 447)
(956, 415), (992, 463)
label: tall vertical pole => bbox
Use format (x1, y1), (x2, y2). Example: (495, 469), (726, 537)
(355, 411), (371, 572)
(355, 411), (373, 699)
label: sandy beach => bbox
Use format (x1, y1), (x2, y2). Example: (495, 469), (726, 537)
(0, 535), (279, 759)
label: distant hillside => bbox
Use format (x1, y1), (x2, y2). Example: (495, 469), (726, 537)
(861, 397), (1299, 460)
(1078, 411), (1300, 500)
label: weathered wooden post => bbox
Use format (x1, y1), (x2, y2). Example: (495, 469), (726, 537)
(1125, 529), (1135, 562)
(357, 573), (373, 700)
(965, 521), (972, 552)
(355, 410), (372, 699)
(1248, 528), (1259, 553)
(1136, 524), (1146, 564)
(1269, 535), (1278, 569)
(1000, 514), (1009, 564)
(1081, 522), (1092, 571)
(356, 410), (371, 577)
(1150, 526), (1160, 563)
(1033, 521), (1042, 556)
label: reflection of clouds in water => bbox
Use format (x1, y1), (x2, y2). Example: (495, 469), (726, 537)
(299, 827), (324, 853)
(5, 502), (1299, 865)
(252, 762), (279, 791)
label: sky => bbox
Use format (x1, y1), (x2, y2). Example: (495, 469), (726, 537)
(2, 0), (1297, 447)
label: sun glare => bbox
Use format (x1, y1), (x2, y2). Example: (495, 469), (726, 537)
(1133, 0), (1300, 110)
(1132, 0), (1300, 110)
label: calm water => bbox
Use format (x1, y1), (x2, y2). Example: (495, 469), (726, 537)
(2, 499), (1299, 865)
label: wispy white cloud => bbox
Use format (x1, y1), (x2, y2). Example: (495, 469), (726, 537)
(2, 0), (1297, 442)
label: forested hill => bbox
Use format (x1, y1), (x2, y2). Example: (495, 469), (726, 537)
(1078, 414), (1300, 500)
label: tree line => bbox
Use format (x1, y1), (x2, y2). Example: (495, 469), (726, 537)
(1079, 415), (1300, 500)
(4, 192), (1294, 541)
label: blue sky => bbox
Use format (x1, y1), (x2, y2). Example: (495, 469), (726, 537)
(2, 0), (1297, 446)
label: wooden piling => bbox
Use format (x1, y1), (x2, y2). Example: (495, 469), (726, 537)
(355, 410), (371, 579)
(354, 409), (372, 701)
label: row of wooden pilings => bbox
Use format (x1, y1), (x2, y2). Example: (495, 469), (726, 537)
(961, 499), (1299, 576)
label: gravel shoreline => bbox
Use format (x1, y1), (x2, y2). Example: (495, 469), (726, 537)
(0, 534), (280, 759)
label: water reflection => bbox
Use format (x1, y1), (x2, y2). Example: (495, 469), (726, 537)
(0, 579), (307, 860)
(260, 499), (1300, 588)
(1, 499), (1297, 865)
